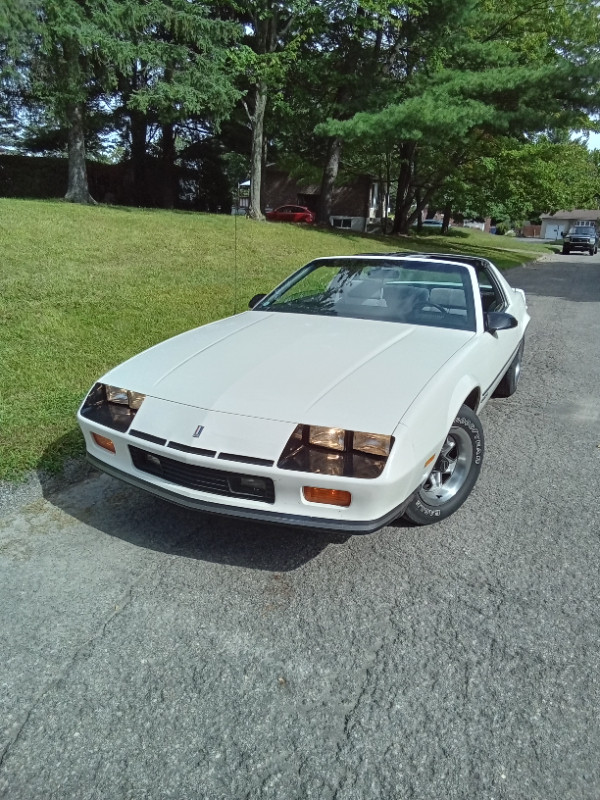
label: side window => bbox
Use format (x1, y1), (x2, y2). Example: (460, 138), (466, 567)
(476, 265), (506, 312)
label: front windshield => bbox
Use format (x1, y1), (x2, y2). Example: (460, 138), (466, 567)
(255, 258), (476, 331)
(572, 227), (595, 235)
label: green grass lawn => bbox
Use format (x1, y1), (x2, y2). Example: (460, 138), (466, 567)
(0, 198), (551, 480)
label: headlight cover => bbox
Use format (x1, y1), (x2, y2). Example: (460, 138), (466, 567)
(106, 385), (145, 410)
(80, 383), (146, 432)
(308, 426), (345, 450)
(353, 430), (392, 457)
(278, 424), (393, 479)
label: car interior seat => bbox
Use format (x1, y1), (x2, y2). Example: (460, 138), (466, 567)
(429, 286), (467, 312)
(382, 285), (429, 320)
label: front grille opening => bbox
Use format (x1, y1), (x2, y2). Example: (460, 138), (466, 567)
(129, 445), (275, 503)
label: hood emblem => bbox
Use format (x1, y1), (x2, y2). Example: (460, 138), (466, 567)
(193, 425), (204, 438)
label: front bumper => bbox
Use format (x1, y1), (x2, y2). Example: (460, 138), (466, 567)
(564, 240), (594, 250)
(78, 390), (425, 532)
(86, 452), (414, 533)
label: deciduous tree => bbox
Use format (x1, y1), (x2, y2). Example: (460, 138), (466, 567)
(319, 0), (600, 232)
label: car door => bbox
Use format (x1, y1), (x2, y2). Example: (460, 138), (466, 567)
(472, 264), (523, 402)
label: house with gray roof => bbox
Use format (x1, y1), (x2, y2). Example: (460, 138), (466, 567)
(540, 210), (600, 240)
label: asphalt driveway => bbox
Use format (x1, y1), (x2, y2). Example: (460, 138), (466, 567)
(1, 251), (599, 800)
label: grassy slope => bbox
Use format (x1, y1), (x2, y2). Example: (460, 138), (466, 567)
(0, 198), (551, 480)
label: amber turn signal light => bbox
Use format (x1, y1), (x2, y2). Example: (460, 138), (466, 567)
(92, 433), (116, 453)
(303, 487), (352, 507)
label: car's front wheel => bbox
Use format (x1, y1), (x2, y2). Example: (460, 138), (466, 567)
(403, 405), (484, 525)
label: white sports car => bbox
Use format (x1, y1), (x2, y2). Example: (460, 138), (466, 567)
(78, 253), (529, 532)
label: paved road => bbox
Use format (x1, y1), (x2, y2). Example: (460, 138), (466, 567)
(1, 252), (599, 800)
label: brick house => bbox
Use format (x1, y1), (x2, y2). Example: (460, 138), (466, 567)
(237, 166), (383, 231)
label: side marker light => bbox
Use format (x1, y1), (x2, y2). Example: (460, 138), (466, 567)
(303, 487), (352, 507)
(92, 433), (116, 453)
(424, 454), (436, 467)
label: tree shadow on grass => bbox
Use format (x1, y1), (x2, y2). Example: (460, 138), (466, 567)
(38, 432), (356, 572)
(308, 225), (550, 269)
(36, 427), (88, 480)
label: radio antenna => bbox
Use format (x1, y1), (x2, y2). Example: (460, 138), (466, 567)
(233, 184), (239, 315)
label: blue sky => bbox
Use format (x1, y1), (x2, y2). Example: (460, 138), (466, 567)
(587, 132), (600, 150)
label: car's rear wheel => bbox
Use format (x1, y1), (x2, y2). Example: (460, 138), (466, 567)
(403, 405), (484, 525)
(492, 338), (524, 398)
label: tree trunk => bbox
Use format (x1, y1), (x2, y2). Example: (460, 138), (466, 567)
(316, 137), (343, 225)
(414, 189), (429, 231)
(392, 142), (417, 234)
(261, 134), (268, 214)
(442, 204), (452, 234)
(161, 122), (177, 209)
(64, 102), (95, 204)
(378, 185), (386, 224)
(130, 109), (148, 207)
(248, 82), (267, 221)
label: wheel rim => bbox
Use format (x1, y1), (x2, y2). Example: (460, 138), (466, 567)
(513, 342), (524, 385)
(514, 354), (521, 383)
(419, 427), (474, 506)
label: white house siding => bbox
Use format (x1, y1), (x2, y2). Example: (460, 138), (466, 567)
(542, 221), (568, 240)
(541, 210), (600, 239)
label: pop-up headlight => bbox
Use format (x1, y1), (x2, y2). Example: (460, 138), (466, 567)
(80, 383), (146, 432)
(278, 424), (393, 479)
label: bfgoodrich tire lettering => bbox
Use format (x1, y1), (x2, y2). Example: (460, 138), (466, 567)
(403, 405), (484, 525)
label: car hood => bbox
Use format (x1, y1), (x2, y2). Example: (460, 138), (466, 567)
(103, 311), (473, 433)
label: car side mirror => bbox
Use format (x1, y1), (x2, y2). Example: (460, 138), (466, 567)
(485, 312), (519, 333)
(249, 293), (266, 309)
(560, 232), (564, 237)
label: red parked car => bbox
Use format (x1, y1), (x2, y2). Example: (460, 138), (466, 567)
(265, 205), (316, 224)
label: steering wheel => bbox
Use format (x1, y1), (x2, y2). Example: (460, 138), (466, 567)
(415, 301), (449, 315)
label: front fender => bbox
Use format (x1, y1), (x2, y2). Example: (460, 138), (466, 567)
(392, 372), (480, 493)
(400, 369), (479, 435)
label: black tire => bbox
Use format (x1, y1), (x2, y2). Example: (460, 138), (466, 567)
(589, 248), (594, 256)
(562, 247), (570, 255)
(493, 338), (524, 398)
(403, 405), (484, 525)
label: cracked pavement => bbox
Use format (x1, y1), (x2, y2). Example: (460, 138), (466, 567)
(1, 252), (599, 799)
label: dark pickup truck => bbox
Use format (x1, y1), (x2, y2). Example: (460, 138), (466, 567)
(562, 225), (598, 255)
